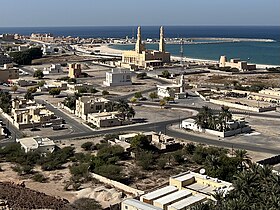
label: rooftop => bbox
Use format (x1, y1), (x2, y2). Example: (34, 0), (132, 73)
(168, 194), (207, 210)
(154, 189), (192, 205)
(141, 185), (178, 201)
(122, 199), (162, 210)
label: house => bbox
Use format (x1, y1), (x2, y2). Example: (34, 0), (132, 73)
(157, 75), (187, 99)
(67, 83), (93, 93)
(43, 64), (61, 75)
(87, 111), (122, 128)
(181, 119), (201, 132)
(0, 63), (19, 83)
(11, 98), (62, 129)
(151, 133), (181, 151)
(75, 96), (110, 120)
(103, 68), (132, 87)
(16, 136), (56, 153)
(181, 117), (251, 138)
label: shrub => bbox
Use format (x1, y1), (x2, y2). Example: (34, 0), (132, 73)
(33, 173), (48, 183)
(81, 142), (94, 151)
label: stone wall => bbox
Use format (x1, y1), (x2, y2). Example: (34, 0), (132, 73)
(90, 173), (144, 196)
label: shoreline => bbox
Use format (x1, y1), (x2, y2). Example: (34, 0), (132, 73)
(100, 44), (279, 68)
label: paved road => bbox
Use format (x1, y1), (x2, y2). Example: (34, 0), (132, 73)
(166, 127), (280, 155)
(35, 99), (92, 134)
(49, 119), (179, 141)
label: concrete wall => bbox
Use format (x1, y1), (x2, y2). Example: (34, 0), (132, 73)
(205, 127), (251, 138)
(209, 99), (276, 112)
(91, 173), (144, 196)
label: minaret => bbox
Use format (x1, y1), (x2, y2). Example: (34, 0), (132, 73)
(179, 74), (185, 93)
(135, 26), (145, 53)
(159, 26), (165, 52)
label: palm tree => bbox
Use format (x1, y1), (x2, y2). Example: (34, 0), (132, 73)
(234, 149), (251, 170)
(126, 106), (135, 120)
(195, 106), (213, 129)
(115, 99), (129, 120)
(218, 106), (232, 131)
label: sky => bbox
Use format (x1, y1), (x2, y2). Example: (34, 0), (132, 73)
(0, 0), (279, 27)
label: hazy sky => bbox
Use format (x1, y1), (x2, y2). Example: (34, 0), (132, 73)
(0, 0), (279, 27)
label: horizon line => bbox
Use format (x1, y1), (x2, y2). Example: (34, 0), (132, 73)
(0, 24), (280, 28)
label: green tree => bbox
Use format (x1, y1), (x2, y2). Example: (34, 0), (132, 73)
(33, 70), (44, 79)
(136, 72), (147, 79)
(136, 151), (154, 170)
(162, 70), (171, 78)
(24, 91), (34, 100)
(149, 92), (158, 101)
(11, 85), (18, 93)
(134, 92), (143, 99)
(49, 88), (61, 97)
(27, 86), (38, 93)
(102, 90), (109, 96)
(71, 198), (102, 210)
(81, 142), (94, 151)
(130, 134), (150, 151)
(130, 97), (137, 103)
(37, 80), (46, 87)
(159, 99), (166, 108)
(0, 91), (12, 113)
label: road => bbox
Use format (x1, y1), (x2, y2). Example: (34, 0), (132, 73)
(166, 127), (280, 155)
(35, 99), (92, 134)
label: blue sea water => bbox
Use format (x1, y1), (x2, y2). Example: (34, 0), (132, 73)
(0, 26), (279, 65)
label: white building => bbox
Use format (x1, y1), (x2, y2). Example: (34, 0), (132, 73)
(43, 64), (61, 75)
(42, 44), (53, 55)
(157, 75), (187, 99)
(0, 125), (5, 140)
(16, 136), (56, 153)
(103, 68), (132, 87)
(181, 119), (202, 132)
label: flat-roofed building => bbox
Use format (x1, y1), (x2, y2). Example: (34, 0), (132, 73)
(167, 194), (207, 210)
(157, 75), (187, 99)
(75, 96), (110, 120)
(153, 190), (193, 210)
(169, 171), (233, 198)
(140, 185), (178, 205)
(0, 63), (19, 83)
(103, 68), (132, 87)
(87, 111), (122, 128)
(16, 136), (55, 153)
(11, 98), (62, 129)
(219, 55), (256, 71)
(121, 198), (162, 210)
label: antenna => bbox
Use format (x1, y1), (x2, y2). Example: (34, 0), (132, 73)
(180, 38), (184, 66)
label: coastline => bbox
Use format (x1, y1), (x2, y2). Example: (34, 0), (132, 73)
(100, 44), (279, 69)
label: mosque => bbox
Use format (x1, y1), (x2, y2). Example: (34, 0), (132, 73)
(121, 26), (171, 70)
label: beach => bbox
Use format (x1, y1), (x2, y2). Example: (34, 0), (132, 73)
(99, 44), (279, 69)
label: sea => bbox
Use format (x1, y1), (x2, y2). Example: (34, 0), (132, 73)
(0, 26), (279, 65)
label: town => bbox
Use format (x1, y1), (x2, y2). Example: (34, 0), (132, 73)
(0, 23), (280, 210)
